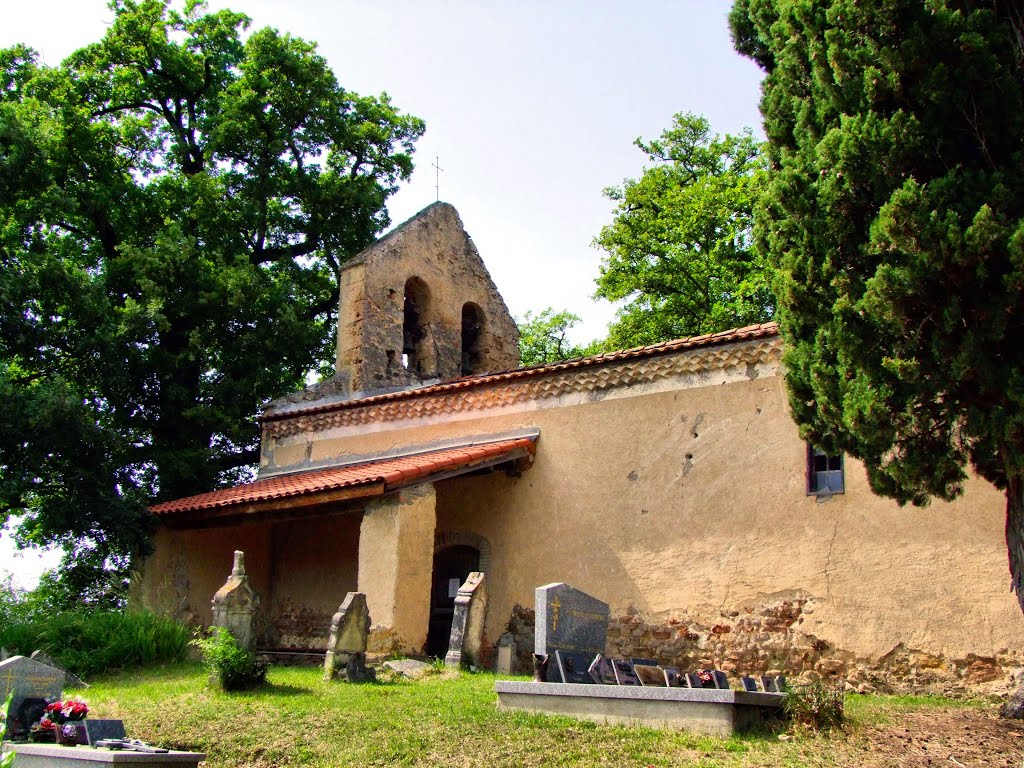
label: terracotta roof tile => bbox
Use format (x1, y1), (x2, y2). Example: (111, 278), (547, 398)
(150, 437), (535, 517)
(261, 322), (779, 424)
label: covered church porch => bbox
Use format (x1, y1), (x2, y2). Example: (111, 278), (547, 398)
(138, 434), (536, 659)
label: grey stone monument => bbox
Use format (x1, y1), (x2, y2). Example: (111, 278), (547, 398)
(211, 550), (260, 651)
(445, 572), (487, 669)
(534, 582), (609, 658)
(0, 655), (65, 739)
(535, 583), (609, 683)
(323, 592), (374, 682)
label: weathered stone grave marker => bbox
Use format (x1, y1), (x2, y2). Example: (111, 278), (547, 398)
(535, 582), (609, 683)
(0, 655), (65, 739)
(211, 550), (260, 651)
(323, 592), (374, 682)
(445, 571), (487, 668)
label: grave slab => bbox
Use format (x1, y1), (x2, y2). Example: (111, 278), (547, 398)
(4, 745), (205, 767)
(494, 681), (785, 737)
(0, 656), (65, 739)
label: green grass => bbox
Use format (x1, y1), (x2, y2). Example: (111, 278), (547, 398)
(71, 664), (988, 767)
(0, 611), (190, 677)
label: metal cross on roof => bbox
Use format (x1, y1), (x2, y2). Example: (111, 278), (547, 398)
(432, 155), (444, 202)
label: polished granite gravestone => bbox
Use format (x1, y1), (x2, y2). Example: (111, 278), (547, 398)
(535, 583), (609, 683)
(587, 655), (617, 685)
(0, 656), (65, 740)
(534, 583), (609, 658)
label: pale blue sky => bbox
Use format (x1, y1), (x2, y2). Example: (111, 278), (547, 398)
(0, 0), (764, 587)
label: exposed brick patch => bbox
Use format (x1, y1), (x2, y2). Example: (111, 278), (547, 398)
(498, 597), (1023, 693)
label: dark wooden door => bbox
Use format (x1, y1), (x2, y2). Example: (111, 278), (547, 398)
(426, 545), (480, 658)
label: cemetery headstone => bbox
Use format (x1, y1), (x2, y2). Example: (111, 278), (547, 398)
(685, 672), (703, 689)
(445, 572), (487, 668)
(534, 583), (609, 657)
(211, 550), (261, 651)
(741, 676), (759, 692)
(634, 663), (667, 687)
(611, 659), (640, 686)
(712, 670), (730, 689)
(0, 656), (65, 740)
(323, 592), (374, 682)
(30, 649), (87, 689)
(554, 651), (597, 684)
(534, 583), (609, 682)
(761, 675), (781, 693)
(496, 633), (515, 676)
(587, 655), (617, 685)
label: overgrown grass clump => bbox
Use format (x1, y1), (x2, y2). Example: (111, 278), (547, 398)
(0, 609), (190, 678)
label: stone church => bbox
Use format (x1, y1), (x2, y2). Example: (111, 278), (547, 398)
(139, 202), (1023, 688)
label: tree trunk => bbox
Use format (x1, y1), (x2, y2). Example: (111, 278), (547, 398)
(1001, 472), (1024, 718)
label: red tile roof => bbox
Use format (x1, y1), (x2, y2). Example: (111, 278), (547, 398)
(261, 322), (779, 423)
(150, 436), (536, 517)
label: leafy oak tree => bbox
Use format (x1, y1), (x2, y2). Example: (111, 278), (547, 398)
(517, 308), (607, 366)
(731, 0), (1024, 688)
(593, 112), (773, 348)
(0, 0), (424, 596)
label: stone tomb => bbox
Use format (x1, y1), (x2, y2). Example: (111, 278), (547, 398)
(496, 583), (784, 735)
(0, 656), (65, 739)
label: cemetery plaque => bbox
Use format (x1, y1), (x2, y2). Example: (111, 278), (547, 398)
(611, 659), (640, 686)
(0, 656), (65, 739)
(761, 675), (779, 693)
(85, 719), (127, 746)
(663, 666), (682, 687)
(587, 655), (617, 685)
(634, 663), (667, 687)
(685, 672), (703, 689)
(712, 670), (730, 689)
(534, 583), (609, 658)
(554, 651), (597, 684)
(741, 676), (759, 692)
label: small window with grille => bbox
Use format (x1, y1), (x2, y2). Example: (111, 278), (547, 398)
(807, 445), (844, 494)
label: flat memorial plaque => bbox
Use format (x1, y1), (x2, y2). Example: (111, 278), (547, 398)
(712, 670), (730, 689)
(686, 673), (703, 689)
(85, 719), (127, 745)
(534, 583), (610, 659)
(634, 664), (667, 687)
(554, 651), (597, 684)
(761, 675), (779, 693)
(741, 676), (759, 692)
(611, 659), (640, 686)
(588, 654), (617, 685)
(663, 666), (683, 687)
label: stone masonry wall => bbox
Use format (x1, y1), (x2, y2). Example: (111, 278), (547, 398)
(500, 598), (1022, 694)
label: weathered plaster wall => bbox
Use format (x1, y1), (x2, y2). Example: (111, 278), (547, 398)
(134, 522), (273, 631)
(357, 486), (437, 655)
(335, 202), (519, 390)
(260, 343), (1022, 685)
(265, 513), (361, 649)
(135, 513), (361, 650)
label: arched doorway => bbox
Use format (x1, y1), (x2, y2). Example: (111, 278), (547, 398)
(426, 544), (480, 658)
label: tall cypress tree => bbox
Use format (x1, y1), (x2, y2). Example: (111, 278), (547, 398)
(731, 0), (1024, 701)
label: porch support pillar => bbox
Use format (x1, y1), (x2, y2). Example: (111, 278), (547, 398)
(357, 484), (437, 655)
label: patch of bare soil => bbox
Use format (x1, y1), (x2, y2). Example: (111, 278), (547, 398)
(848, 708), (1024, 767)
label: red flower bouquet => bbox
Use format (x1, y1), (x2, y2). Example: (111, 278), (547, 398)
(44, 698), (89, 724)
